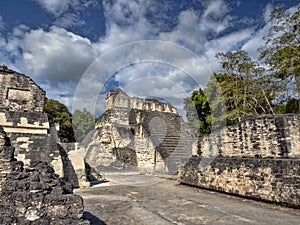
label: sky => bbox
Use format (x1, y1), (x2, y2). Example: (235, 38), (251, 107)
(0, 0), (298, 117)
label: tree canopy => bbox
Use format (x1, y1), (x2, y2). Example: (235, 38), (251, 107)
(184, 88), (211, 136)
(72, 109), (96, 142)
(44, 98), (75, 142)
(259, 3), (300, 95)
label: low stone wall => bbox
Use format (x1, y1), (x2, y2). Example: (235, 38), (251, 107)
(179, 157), (300, 208)
(179, 114), (300, 208)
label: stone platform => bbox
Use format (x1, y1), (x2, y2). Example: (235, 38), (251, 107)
(76, 173), (300, 225)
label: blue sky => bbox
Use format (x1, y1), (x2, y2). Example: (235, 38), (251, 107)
(0, 0), (298, 116)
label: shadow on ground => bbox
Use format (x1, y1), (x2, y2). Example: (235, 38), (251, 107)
(84, 212), (107, 225)
(90, 180), (109, 187)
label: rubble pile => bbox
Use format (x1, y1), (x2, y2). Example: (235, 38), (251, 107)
(0, 127), (90, 224)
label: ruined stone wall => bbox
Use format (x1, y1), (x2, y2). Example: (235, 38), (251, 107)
(0, 68), (45, 112)
(211, 114), (300, 158)
(179, 114), (300, 208)
(0, 68), (64, 177)
(85, 108), (168, 174)
(0, 111), (49, 134)
(105, 88), (177, 114)
(179, 157), (300, 207)
(0, 98), (63, 177)
(0, 126), (89, 224)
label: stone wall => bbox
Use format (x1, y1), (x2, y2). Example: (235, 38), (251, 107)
(0, 67), (45, 112)
(0, 111), (49, 134)
(211, 114), (300, 158)
(0, 127), (14, 187)
(0, 67), (90, 188)
(106, 88), (177, 114)
(0, 68), (64, 177)
(179, 114), (300, 208)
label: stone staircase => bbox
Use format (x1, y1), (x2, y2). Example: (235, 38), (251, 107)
(140, 111), (196, 175)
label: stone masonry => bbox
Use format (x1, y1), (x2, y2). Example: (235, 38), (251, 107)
(0, 126), (89, 224)
(0, 66), (63, 176)
(0, 66), (88, 189)
(85, 88), (197, 175)
(179, 114), (300, 208)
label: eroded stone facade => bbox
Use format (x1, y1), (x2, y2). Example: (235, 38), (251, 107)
(0, 66), (64, 177)
(106, 88), (178, 114)
(0, 67), (45, 112)
(85, 88), (196, 175)
(0, 67), (89, 189)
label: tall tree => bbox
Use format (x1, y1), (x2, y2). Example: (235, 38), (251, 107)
(44, 98), (75, 142)
(184, 88), (211, 136)
(259, 3), (300, 96)
(216, 51), (275, 123)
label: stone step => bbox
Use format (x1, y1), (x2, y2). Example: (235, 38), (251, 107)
(159, 145), (194, 148)
(158, 152), (192, 158)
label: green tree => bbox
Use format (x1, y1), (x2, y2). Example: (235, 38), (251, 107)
(215, 51), (275, 124)
(259, 3), (300, 96)
(72, 109), (96, 142)
(205, 74), (227, 128)
(1, 64), (8, 70)
(44, 98), (75, 142)
(276, 98), (300, 114)
(184, 88), (211, 136)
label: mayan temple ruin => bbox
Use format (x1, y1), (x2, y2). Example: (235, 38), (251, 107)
(0, 66), (88, 189)
(85, 88), (197, 175)
(0, 67), (63, 174)
(0, 66), (90, 224)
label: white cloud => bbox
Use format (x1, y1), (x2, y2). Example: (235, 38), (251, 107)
(53, 13), (86, 28)
(34, 0), (71, 17)
(21, 26), (98, 84)
(263, 3), (273, 22)
(160, 0), (234, 54)
(97, 0), (155, 52)
(201, 0), (232, 34)
(242, 3), (274, 60)
(41, 81), (77, 108)
(160, 10), (206, 52)
(242, 26), (269, 60)
(203, 28), (254, 72)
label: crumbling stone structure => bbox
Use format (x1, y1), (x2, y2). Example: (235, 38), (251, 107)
(0, 126), (89, 224)
(85, 88), (197, 175)
(179, 114), (300, 208)
(0, 66), (63, 176)
(0, 66), (87, 188)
